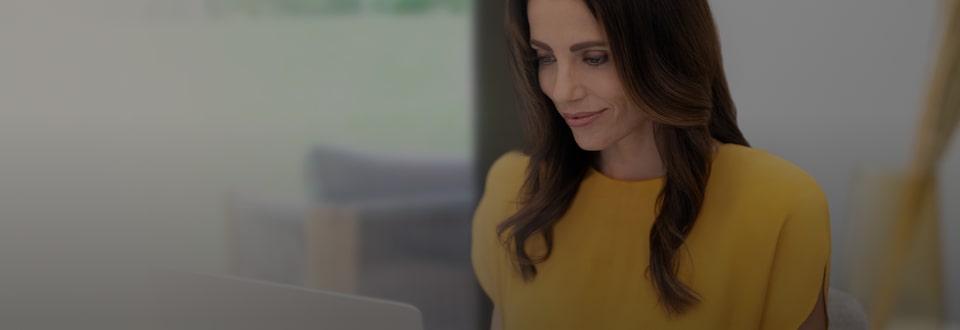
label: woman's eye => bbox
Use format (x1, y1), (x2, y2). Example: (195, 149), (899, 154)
(584, 54), (608, 66)
(537, 55), (556, 65)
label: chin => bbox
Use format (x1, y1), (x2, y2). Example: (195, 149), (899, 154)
(572, 134), (610, 151)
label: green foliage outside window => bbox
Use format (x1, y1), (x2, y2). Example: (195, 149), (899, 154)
(220, 0), (471, 16)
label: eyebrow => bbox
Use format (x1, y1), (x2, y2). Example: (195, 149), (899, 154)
(530, 39), (607, 52)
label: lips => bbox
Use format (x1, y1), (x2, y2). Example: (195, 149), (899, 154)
(562, 109), (607, 127)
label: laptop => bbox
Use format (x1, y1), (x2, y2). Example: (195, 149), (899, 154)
(0, 267), (424, 330)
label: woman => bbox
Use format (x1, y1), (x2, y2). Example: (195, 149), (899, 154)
(471, 0), (831, 329)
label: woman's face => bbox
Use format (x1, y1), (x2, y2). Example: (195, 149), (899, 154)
(528, 0), (649, 151)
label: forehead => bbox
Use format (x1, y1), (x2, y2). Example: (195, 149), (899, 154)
(527, 0), (605, 44)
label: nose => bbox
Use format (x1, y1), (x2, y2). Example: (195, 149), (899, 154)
(549, 65), (587, 104)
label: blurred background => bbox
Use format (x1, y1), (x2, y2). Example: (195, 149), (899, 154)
(0, 0), (956, 329)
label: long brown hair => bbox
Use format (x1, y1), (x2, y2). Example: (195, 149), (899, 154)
(499, 0), (749, 315)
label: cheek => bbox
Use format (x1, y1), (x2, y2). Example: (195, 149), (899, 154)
(538, 69), (554, 99)
(591, 74), (644, 123)
(591, 71), (627, 102)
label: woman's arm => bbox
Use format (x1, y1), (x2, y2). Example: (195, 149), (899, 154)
(798, 283), (827, 330)
(759, 172), (831, 329)
(490, 305), (504, 330)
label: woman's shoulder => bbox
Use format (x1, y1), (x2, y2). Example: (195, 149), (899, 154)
(473, 151), (530, 227)
(709, 145), (830, 255)
(714, 144), (827, 208)
(483, 150), (530, 196)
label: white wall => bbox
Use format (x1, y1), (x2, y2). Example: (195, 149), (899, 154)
(0, 1), (471, 277)
(712, 0), (959, 319)
(0, 2), (231, 273)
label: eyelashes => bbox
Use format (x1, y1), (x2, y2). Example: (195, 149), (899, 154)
(530, 53), (609, 67)
(537, 55), (557, 65)
(583, 54), (608, 66)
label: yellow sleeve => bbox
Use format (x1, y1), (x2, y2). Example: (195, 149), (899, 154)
(761, 181), (832, 329)
(471, 151), (527, 305)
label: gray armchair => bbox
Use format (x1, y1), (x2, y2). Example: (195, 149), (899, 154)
(828, 287), (870, 330)
(227, 146), (479, 330)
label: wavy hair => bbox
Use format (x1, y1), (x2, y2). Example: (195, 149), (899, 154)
(499, 0), (750, 315)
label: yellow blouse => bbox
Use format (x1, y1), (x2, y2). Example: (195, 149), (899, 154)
(472, 144), (831, 329)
